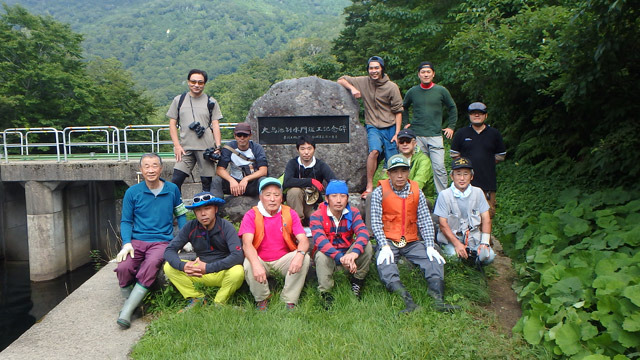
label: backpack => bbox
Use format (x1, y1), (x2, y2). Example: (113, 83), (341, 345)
(176, 92), (217, 127)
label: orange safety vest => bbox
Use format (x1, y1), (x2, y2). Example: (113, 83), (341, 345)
(380, 180), (420, 243)
(252, 205), (297, 251)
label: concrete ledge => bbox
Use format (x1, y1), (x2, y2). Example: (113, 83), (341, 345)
(0, 262), (147, 359)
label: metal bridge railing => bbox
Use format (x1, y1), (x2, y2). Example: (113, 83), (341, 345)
(63, 126), (121, 161)
(1, 123), (240, 163)
(3, 127), (63, 163)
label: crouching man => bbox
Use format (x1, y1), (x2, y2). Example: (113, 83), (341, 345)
(163, 192), (244, 311)
(371, 154), (458, 313)
(434, 157), (495, 267)
(310, 180), (373, 308)
(239, 177), (311, 310)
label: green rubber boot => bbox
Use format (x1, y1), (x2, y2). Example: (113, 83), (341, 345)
(120, 284), (133, 299)
(117, 283), (148, 329)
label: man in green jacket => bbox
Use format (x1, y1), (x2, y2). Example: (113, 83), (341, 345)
(364, 129), (434, 231)
(403, 61), (457, 194)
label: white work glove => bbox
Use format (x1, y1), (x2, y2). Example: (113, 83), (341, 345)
(182, 242), (194, 253)
(116, 243), (134, 263)
(376, 245), (394, 266)
(481, 233), (491, 246)
(426, 246), (446, 265)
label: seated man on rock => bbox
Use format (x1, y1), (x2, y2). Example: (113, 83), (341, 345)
(371, 154), (458, 313)
(434, 157), (495, 268)
(310, 180), (372, 308)
(213, 122), (268, 198)
(283, 135), (337, 225)
(163, 192), (244, 311)
(115, 153), (187, 329)
(239, 177), (311, 310)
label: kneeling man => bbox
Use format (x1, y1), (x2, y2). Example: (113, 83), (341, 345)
(434, 157), (495, 267)
(163, 192), (244, 311)
(371, 154), (458, 313)
(239, 177), (310, 310)
(310, 180), (372, 307)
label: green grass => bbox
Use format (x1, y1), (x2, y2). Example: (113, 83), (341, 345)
(132, 259), (544, 359)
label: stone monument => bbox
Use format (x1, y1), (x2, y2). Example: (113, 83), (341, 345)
(246, 76), (367, 190)
(221, 76), (368, 222)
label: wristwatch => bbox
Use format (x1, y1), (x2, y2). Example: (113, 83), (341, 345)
(297, 250), (307, 255)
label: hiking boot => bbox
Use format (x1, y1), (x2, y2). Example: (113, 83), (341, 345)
(350, 277), (364, 299)
(427, 278), (460, 313)
(178, 297), (206, 313)
(321, 292), (334, 310)
(388, 281), (420, 314)
(286, 303), (296, 310)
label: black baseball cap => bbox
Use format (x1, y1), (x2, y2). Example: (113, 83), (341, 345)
(397, 129), (416, 140)
(452, 157), (473, 170)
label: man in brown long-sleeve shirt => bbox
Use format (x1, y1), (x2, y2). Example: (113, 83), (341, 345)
(337, 56), (403, 198)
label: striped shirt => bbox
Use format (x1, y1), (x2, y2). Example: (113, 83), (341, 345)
(310, 203), (369, 264)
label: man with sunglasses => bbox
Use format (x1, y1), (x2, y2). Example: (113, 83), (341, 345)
(213, 122), (268, 197)
(337, 56), (403, 199)
(115, 153), (188, 329)
(163, 192), (244, 311)
(167, 69), (223, 194)
(364, 129), (433, 233)
(309, 180), (372, 309)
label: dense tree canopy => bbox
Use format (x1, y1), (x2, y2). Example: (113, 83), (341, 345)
(332, 0), (640, 186)
(6, 0), (349, 105)
(0, 5), (154, 132)
(207, 38), (340, 123)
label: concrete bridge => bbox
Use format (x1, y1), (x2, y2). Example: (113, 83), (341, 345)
(0, 157), (201, 281)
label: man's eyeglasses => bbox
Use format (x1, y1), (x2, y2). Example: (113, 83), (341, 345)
(398, 139), (413, 144)
(188, 79), (205, 85)
(193, 194), (212, 203)
(235, 133), (250, 138)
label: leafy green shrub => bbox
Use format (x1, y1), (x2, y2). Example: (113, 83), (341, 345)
(504, 188), (640, 359)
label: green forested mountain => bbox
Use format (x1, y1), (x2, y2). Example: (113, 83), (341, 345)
(5, 0), (349, 104)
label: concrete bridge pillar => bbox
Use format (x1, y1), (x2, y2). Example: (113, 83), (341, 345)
(25, 181), (67, 281)
(64, 182), (91, 272)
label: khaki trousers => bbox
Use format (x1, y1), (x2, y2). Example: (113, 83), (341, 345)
(315, 242), (373, 292)
(243, 251), (310, 304)
(286, 187), (315, 224)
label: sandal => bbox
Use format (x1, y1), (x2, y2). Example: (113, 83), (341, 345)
(360, 190), (372, 199)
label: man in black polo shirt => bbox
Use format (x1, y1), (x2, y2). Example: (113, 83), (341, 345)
(450, 102), (506, 218)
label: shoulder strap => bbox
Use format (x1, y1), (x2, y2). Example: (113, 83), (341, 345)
(319, 204), (334, 240)
(223, 145), (256, 162)
(206, 95), (215, 127)
(280, 205), (297, 251)
(252, 207), (265, 249)
(176, 92), (187, 122)
(176, 92), (216, 127)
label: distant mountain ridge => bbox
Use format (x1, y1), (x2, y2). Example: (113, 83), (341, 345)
(5, 0), (348, 104)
